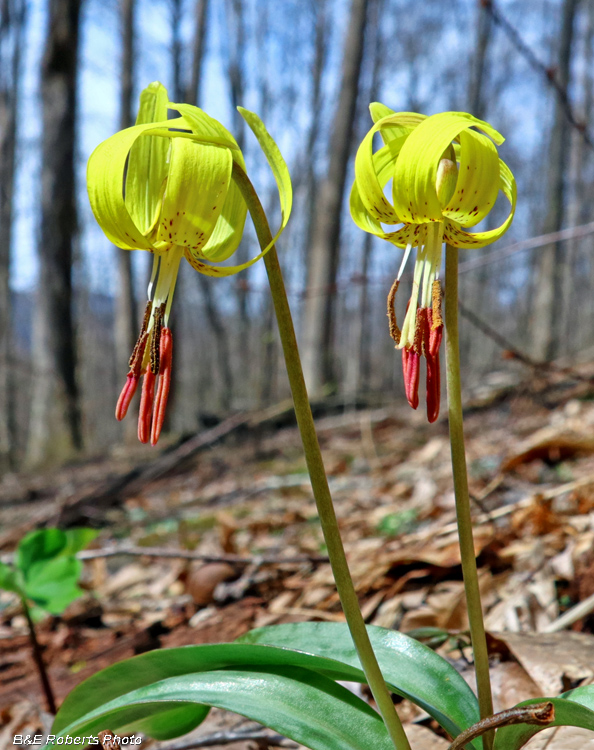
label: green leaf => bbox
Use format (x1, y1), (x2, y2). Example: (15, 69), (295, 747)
(55, 627), (479, 747)
(53, 643), (361, 732)
(25, 556), (83, 614)
(0, 561), (24, 596)
(122, 705), (210, 741)
(49, 666), (393, 750)
(239, 622), (481, 748)
(493, 689), (594, 749)
(62, 528), (98, 556)
(16, 529), (67, 576)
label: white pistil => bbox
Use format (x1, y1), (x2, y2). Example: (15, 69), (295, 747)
(145, 246), (184, 338)
(147, 253), (160, 301)
(421, 222), (444, 308)
(399, 226), (428, 349)
(397, 243), (413, 282)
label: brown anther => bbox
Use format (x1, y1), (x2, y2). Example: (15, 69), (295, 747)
(431, 279), (443, 329)
(150, 303), (167, 374)
(387, 279), (401, 345)
(128, 331), (148, 376)
(127, 300), (152, 372)
(413, 307), (430, 356)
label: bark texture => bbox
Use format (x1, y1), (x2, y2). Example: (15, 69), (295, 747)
(27, 0), (82, 466)
(301, 0), (368, 395)
(0, 0), (24, 470)
(115, 0), (137, 383)
(532, 0), (580, 361)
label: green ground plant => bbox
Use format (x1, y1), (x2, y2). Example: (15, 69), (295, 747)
(0, 527), (96, 713)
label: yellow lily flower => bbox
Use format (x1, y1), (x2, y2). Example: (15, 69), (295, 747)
(87, 82), (292, 444)
(350, 105), (516, 422)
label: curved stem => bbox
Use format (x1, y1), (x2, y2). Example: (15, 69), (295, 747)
(444, 245), (494, 749)
(232, 163), (410, 750)
(447, 702), (554, 750)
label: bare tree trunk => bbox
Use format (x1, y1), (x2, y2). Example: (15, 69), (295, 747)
(224, 0), (250, 397)
(26, 0), (82, 466)
(531, 0), (579, 361)
(0, 0), (24, 471)
(349, 0), (383, 396)
(301, 0), (328, 273)
(115, 0), (137, 445)
(171, 0), (182, 101)
(463, 0), (494, 374)
(563, 1), (592, 353)
(467, 0), (492, 119)
(188, 0), (208, 106)
(301, 0), (368, 395)
(183, 0), (234, 414)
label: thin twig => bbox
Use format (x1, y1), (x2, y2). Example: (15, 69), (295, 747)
(447, 702), (555, 750)
(543, 590), (594, 633)
(486, 0), (594, 150)
(75, 546), (329, 566)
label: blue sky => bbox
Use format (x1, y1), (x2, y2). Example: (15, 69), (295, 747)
(10, 0), (564, 300)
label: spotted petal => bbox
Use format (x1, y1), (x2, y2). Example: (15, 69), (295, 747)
(350, 141), (415, 248)
(87, 120), (238, 252)
(184, 108), (293, 277)
(443, 158), (517, 248)
(171, 102), (248, 263)
(155, 138), (232, 254)
(354, 113), (425, 225)
(125, 82), (170, 235)
(392, 112), (504, 225)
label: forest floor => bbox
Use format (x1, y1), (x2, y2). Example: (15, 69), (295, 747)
(4, 363), (594, 749)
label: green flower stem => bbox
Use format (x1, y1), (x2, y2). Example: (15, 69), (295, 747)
(22, 597), (57, 714)
(232, 163), (411, 750)
(444, 244), (493, 750)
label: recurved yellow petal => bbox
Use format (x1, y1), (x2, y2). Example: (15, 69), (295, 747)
(184, 108), (293, 277)
(392, 112), (504, 224)
(444, 158), (517, 248)
(354, 113), (424, 224)
(87, 120), (173, 251)
(88, 118), (239, 252)
(442, 129), (499, 228)
(156, 138), (232, 253)
(125, 82), (171, 235)
(350, 141), (413, 246)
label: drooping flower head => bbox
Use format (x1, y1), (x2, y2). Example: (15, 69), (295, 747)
(87, 82), (291, 445)
(351, 105), (516, 422)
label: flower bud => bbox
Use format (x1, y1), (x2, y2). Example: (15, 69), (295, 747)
(436, 157), (458, 207)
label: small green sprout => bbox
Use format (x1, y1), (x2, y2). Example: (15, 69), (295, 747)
(0, 528), (97, 713)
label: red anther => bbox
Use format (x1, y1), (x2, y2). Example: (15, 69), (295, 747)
(402, 346), (420, 410)
(428, 322), (443, 360)
(426, 353), (441, 423)
(115, 373), (139, 421)
(150, 327), (173, 446)
(137, 369), (156, 444)
(427, 308), (442, 358)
